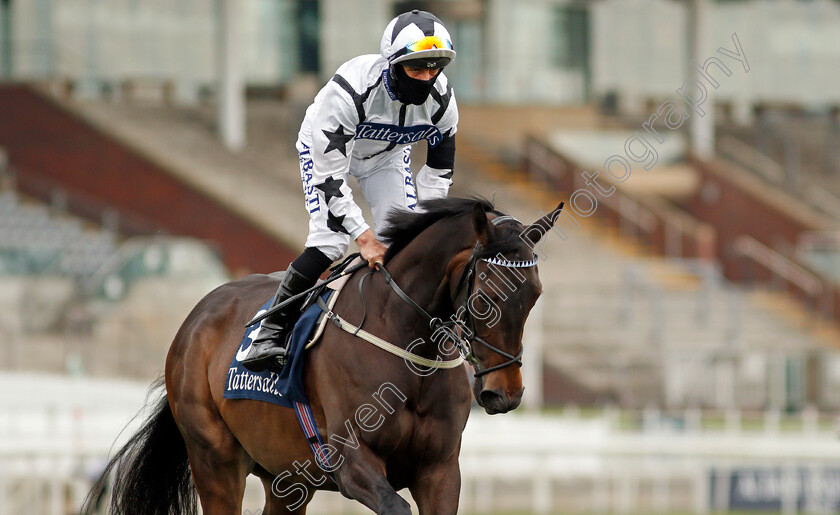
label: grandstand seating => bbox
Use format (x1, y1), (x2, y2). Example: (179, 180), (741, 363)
(0, 188), (231, 377)
(539, 227), (829, 410)
(0, 85), (299, 275)
(717, 114), (840, 259)
(457, 128), (838, 412)
(0, 190), (113, 278)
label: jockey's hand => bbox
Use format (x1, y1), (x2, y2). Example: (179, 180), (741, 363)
(355, 229), (388, 269)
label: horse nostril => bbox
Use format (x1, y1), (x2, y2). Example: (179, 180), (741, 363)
(509, 390), (523, 410)
(479, 389), (505, 408)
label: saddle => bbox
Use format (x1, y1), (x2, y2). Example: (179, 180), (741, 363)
(224, 254), (365, 407)
(300, 253), (365, 349)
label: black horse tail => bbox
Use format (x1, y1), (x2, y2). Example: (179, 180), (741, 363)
(81, 377), (197, 515)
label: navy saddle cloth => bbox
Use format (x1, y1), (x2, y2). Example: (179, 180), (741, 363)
(223, 291), (330, 408)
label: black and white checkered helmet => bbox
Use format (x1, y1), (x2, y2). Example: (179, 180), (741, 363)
(380, 10), (456, 69)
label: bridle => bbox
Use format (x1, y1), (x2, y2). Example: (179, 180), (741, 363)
(377, 215), (538, 378)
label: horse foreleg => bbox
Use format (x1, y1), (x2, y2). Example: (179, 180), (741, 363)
(334, 443), (411, 515)
(409, 450), (462, 515)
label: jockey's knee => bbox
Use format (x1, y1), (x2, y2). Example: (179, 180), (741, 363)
(291, 247), (334, 281)
(313, 243), (348, 264)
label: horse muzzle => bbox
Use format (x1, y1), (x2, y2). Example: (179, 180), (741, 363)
(477, 386), (523, 415)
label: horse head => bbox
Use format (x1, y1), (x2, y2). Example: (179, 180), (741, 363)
(452, 201), (564, 415)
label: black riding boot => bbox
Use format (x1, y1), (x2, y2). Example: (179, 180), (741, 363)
(241, 265), (314, 372)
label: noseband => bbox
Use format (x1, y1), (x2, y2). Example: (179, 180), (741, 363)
(378, 215), (537, 378)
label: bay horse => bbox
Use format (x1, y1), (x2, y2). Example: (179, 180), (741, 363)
(82, 197), (564, 515)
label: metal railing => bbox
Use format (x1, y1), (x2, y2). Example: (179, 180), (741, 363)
(732, 235), (836, 321)
(718, 136), (840, 222)
(717, 136), (785, 184)
(525, 137), (716, 262)
(5, 401), (840, 514)
(733, 236), (824, 297)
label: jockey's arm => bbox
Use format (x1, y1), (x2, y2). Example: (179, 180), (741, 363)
(416, 91), (458, 201)
(416, 129), (455, 201)
(309, 82), (369, 240)
(310, 81), (389, 267)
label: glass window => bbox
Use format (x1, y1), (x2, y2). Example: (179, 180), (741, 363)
(552, 6), (589, 71)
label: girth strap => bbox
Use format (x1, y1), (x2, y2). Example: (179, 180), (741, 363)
(292, 401), (337, 484)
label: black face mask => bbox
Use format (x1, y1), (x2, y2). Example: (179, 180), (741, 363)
(390, 64), (439, 105)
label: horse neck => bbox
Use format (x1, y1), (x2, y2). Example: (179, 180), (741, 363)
(382, 216), (474, 334)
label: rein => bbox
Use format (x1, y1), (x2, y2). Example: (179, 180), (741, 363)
(326, 214), (536, 378)
(378, 260), (521, 378)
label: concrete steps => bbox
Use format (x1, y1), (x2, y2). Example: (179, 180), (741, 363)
(455, 135), (836, 409)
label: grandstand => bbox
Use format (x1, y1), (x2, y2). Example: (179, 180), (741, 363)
(455, 104), (840, 413)
(0, 182), (230, 376)
(40, 86), (840, 412)
(2, 81), (839, 512)
(717, 111), (840, 278)
(0, 189), (115, 279)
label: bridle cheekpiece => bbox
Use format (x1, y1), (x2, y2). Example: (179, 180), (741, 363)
(346, 213), (538, 379)
(444, 214), (538, 377)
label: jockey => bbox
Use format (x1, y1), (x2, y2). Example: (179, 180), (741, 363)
(242, 10), (459, 371)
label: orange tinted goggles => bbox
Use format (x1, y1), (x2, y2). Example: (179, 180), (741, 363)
(404, 36), (454, 53)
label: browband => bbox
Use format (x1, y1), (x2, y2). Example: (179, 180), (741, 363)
(485, 215), (537, 267)
(483, 256), (538, 268)
(491, 215), (520, 226)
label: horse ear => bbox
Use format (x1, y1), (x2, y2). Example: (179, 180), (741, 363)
(472, 202), (492, 244)
(522, 201), (564, 245)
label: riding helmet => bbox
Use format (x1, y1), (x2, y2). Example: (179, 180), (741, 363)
(380, 10), (456, 104)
